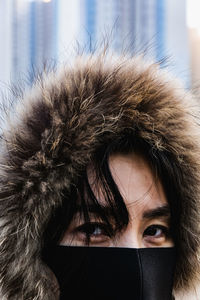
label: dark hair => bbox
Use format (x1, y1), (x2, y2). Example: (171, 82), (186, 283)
(43, 132), (185, 287)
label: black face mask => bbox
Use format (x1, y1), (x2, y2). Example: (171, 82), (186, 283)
(42, 246), (176, 300)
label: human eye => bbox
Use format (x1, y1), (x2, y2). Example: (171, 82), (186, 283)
(143, 224), (171, 246)
(73, 222), (112, 245)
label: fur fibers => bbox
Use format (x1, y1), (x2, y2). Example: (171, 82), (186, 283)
(0, 54), (200, 299)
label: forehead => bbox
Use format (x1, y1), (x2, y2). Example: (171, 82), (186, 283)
(108, 152), (168, 215)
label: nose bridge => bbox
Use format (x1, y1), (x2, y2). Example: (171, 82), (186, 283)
(113, 224), (142, 248)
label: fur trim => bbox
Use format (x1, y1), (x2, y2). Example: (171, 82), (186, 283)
(0, 54), (200, 299)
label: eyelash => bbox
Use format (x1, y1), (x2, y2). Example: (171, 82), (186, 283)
(143, 224), (170, 238)
(73, 222), (170, 244)
(74, 222), (112, 239)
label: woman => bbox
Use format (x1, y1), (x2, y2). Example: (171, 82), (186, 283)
(0, 53), (200, 299)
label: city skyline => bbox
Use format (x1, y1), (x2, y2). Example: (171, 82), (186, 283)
(0, 0), (190, 94)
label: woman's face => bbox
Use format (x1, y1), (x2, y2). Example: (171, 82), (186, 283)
(60, 152), (174, 248)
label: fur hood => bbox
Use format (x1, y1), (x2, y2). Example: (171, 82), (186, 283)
(0, 54), (200, 299)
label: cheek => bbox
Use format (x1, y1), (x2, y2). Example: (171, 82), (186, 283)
(143, 236), (174, 248)
(162, 238), (174, 247)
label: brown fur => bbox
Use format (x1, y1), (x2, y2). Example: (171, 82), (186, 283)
(0, 53), (200, 299)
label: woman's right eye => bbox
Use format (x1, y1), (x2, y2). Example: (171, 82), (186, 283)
(74, 222), (111, 245)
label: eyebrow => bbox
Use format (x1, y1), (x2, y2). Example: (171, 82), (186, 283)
(74, 204), (170, 220)
(142, 205), (170, 220)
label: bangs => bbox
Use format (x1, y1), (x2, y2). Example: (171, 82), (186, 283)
(77, 150), (130, 245)
(42, 146), (129, 247)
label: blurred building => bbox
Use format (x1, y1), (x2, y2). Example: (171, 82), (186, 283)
(188, 28), (200, 89)
(82, 0), (189, 86)
(12, 0), (30, 84)
(165, 0), (190, 87)
(82, 0), (165, 59)
(0, 0), (191, 93)
(0, 0), (13, 94)
(187, 0), (200, 89)
(56, 0), (82, 62)
(29, 0), (58, 82)
(0, 0), (58, 91)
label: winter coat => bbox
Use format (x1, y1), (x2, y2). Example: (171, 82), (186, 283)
(0, 54), (200, 299)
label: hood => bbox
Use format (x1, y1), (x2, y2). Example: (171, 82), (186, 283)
(0, 54), (200, 299)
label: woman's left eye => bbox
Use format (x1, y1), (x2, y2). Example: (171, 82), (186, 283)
(143, 224), (169, 241)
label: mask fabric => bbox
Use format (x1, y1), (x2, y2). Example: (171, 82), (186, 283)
(42, 246), (176, 300)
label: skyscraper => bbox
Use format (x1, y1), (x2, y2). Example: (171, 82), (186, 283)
(83, 0), (165, 59)
(56, 0), (82, 62)
(0, 0), (191, 93)
(0, 0), (58, 89)
(165, 0), (190, 87)
(29, 0), (58, 82)
(0, 0), (14, 93)
(12, 0), (30, 84)
(82, 0), (189, 86)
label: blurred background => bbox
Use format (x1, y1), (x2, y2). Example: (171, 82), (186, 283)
(0, 0), (200, 96)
